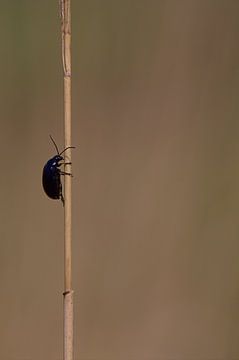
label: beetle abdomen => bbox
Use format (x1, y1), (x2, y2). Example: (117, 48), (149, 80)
(42, 162), (62, 200)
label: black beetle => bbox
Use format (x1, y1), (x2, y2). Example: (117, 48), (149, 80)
(42, 135), (75, 205)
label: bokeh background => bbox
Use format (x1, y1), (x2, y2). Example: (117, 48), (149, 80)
(0, 1), (239, 359)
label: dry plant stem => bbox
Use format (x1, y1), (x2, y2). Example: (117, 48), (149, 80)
(61, 1), (73, 360)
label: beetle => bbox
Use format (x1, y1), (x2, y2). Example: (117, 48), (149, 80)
(42, 135), (75, 205)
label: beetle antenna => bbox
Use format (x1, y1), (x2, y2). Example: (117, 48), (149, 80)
(49, 135), (60, 155)
(60, 146), (75, 156)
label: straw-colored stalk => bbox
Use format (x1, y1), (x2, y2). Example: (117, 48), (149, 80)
(60, 1), (73, 360)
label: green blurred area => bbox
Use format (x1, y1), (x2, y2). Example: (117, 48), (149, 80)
(0, 1), (239, 359)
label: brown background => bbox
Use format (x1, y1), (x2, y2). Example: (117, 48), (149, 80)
(0, 1), (239, 359)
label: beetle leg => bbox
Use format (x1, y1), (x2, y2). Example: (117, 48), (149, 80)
(60, 171), (73, 176)
(59, 162), (72, 166)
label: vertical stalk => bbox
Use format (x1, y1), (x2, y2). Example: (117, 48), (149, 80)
(60, 1), (73, 360)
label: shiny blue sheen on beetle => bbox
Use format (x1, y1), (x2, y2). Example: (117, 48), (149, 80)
(42, 135), (74, 206)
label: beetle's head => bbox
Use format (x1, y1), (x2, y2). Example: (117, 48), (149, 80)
(52, 155), (64, 165)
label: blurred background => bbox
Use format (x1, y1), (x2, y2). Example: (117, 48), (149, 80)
(0, 1), (239, 359)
